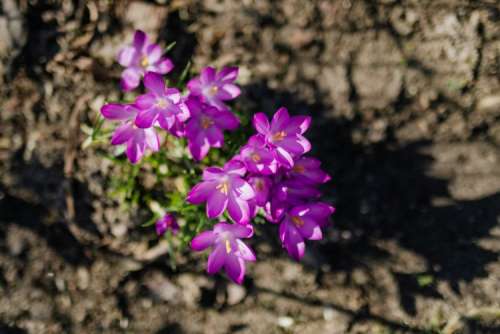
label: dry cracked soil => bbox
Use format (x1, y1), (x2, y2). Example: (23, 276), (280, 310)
(1, 0), (500, 333)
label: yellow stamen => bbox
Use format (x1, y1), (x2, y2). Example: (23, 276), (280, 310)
(201, 116), (214, 129)
(292, 164), (305, 173)
(216, 181), (229, 195)
(251, 152), (261, 162)
(225, 239), (231, 254)
(209, 85), (218, 95)
(141, 56), (149, 67)
(255, 179), (264, 191)
(272, 131), (286, 141)
(156, 98), (168, 108)
(291, 216), (304, 227)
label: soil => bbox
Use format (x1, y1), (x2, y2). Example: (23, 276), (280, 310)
(1, 0), (500, 333)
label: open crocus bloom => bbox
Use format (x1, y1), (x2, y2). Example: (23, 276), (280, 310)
(187, 161), (255, 224)
(100, 103), (160, 164)
(187, 66), (241, 111)
(279, 202), (335, 261)
(288, 157), (331, 185)
(191, 222), (255, 284)
(239, 135), (277, 175)
(247, 176), (272, 207)
(134, 72), (190, 132)
(253, 107), (311, 168)
(185, 96), (239, 160)
(117, 30), (174, 91)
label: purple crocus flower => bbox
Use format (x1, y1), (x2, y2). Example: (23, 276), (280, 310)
(247, 176), (272, 207)
(117, 30), (174, 91)
(191, 222), (255, 284)
(288, 157), (331, 185)
(253, 107), (311, 168)
(274, 179), (322, 205)
(185, 97), (239, 161)
(100, 103), (160, 164)
(279, 202), (335, 261)
(265, 178), (322, 222)
(187, 161), (255, 224)
(239, 135), (277, 175)
(155, 213), (180, 236)
(187, 66), (240, 110)
(134, 72), (190, 132)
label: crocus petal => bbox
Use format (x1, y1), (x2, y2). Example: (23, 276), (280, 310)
(145, 44), (162, 63)
(121, 68), (142, 91)
(207, 244), (226, 275)
(281, 221), (306, 261)
(200, 66), (216, 84)
(285, 115), (311, 134)
(275, 147), (295, 168)
(231, 178), (255, 201)
(191, 231), (216, 251)
(154, 57), (174, 74)
(133, 30), (147, 50)
(188, 132), (210, 161)
(248, 176), (271, 206)
(297, 217), (323, 240)
(291, 157), (331, 184)
(135, 108), (158, 128)
(253, 113), (270, 135)
(224, 254), (245, 284)
(111, 123), (135, 145)
(206, 126), (224, 147)
(227, 195), (250, 224)
(270, 107), (290, 132)
(186, 78), (202, 94)
(278, 135), (310, 155)
(236, 239), (256, 261)
(135, 93), (156, 109)
(215, 223), (254, 238)
(144, 127), (160, 151)
(206, 190), (229, 219)
(177, 103), (191, 122)
(165, 88), (181, 103)
(205, 97), (228, 111)
(213, 110), (240, 130)
(117, 46), (137, 67)
(295, 134), (311, 153)
(224, 160), (247, 176)
(143, 72), (165, 95)
(101, 103), (136, 120)
(126, 134), (145, 164)
(218, 84), (241, 100)
(186, 181), (214, 204)
(306, 202), (335, 221)
(202, 166), (225, 180)
(169, 119), (185, 137)
(217, 66), (238, 82)
(157, 114), (176, 131)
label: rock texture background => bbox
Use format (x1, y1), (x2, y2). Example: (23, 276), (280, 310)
(1, 0), (499, 333)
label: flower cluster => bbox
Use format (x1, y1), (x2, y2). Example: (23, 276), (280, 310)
(97, 30), (334, 286)
(100, 30), (241, 164)
(189, 107), (334, 283)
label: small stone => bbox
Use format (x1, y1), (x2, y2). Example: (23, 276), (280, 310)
(278, 316), (294, 328)
(226, 283), (246, 305)
(77, 267), (90, 290)
(478, 95), (500, 114)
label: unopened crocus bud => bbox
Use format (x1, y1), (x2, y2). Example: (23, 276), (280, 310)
(155, 213), (179, 236)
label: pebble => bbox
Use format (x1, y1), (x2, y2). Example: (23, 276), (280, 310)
(277, 316), (294, 328)
(226, 283), (246, 305)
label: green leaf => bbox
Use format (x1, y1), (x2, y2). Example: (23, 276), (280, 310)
(165, 41), (176, 53)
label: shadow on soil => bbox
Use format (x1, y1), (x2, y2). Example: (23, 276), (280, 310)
(240, 81), (500, 330)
